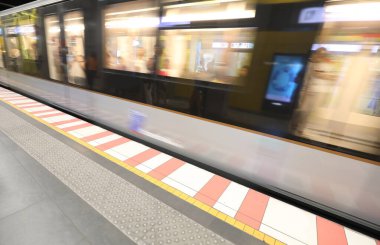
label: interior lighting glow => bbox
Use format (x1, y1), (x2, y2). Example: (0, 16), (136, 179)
(48, 26), (60, 33)
(18, 25), (35, 34)
(212, 42), (229, 48)
(325, 2), (380, 22)
(162, 10), (255, 23)
(105, 7), (158, 16)
(105, 17), (160, 29)
(64, 17), (84, 22)
(164, 0), (243, 9)
(65, 24), (84, 33)
(312, 43), (362, 52)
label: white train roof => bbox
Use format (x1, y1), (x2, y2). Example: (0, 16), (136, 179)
(0, 0), (63, 17)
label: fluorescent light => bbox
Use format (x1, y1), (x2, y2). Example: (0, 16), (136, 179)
(18, 25), (35, 34)
(105, 7), (158, 16)
(162, 9), (255, 23)
(65, 24), (84, 33)
(325, 2), (380, 22)
(48, 26), (60, 33)
(312, 44), (362, 52)
(64, 17), (84, 22)
(212, 42), (229, 48)
(105, 17), (160, 29)
(212, 42), (254, 49)
(164, 0), (243, 9)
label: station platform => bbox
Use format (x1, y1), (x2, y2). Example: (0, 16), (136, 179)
(0, 86), (378, 245)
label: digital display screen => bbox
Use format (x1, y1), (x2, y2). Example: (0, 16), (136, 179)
(265, 54), (306, 103)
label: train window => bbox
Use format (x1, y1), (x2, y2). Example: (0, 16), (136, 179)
(103, 0), (159, 73)
(45, 15), (62, 81)
(3, 10), (40, 75)
(159, 0), (256, 85)
(19, 25), (37, 60)
(160, 28), (255, 85)
(5, 26), (21, 72)
(292, 1), (380, 155)
(64, 11), (85, 86)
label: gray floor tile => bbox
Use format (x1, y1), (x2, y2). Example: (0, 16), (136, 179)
(0, 151), (26, 177)
(0, 135), (19, 152)
(0, 160), (46, 219)
(0, 199), (84, 245)
(76, 238), (92, 245)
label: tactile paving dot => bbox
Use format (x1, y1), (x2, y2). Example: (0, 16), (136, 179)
(0, 105), (233, 244)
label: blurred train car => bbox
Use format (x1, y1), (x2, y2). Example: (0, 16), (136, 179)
(0, 0), (379, 236)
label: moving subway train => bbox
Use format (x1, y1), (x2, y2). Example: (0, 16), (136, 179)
(0, 0), (379, 236)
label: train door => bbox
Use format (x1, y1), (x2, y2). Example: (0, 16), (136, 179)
(63, 11), (85, 86)
(18, 12), (39, 76)
(1, 10), (40, 75)
(4, 25), (21, 72)
(44, 15), (62, 81)
(42, 1), (87, 86)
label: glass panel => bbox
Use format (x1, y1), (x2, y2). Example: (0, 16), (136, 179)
(160, 28), (255, 85)
(18, 9), (40, 75)
(5, 30), (21, 72)
(103, 0), (158, 73)
(3, 10), (40, 75)
(45, 15), (62, 81)
(291, 0), (380, 155)
(64, 11), (85, 85)
(19, 24), (37, 60)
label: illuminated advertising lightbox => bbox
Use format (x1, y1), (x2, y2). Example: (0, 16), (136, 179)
(265, 54), (306, 103)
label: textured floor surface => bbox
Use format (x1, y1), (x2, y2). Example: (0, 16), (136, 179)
(0, 104), (241, 244)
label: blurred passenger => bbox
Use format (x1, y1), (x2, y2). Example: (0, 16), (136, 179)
(293, 47), (337, 135)
(115, 57), (127, 70)
(147, 44), (163, 74)
(145, 44), (167, 105)
(213, 49), (231, 84)
(59, 41), (68, 82)
(158, 58), (170, 76)
(332, 45), (378, 124)
(70, 55), (86, 86)
(236, 65), (249, 86)
(52, 38), (62, 80)
(86, 52), (97, 89)
(134, 48), (147, 73)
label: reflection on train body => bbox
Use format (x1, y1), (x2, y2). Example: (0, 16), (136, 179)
(0, 0), (378, 158)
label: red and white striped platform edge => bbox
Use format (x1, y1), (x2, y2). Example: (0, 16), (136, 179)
(0, 87), (378, 245)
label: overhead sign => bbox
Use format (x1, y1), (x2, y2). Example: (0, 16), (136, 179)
(299, 7), (324, 24)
